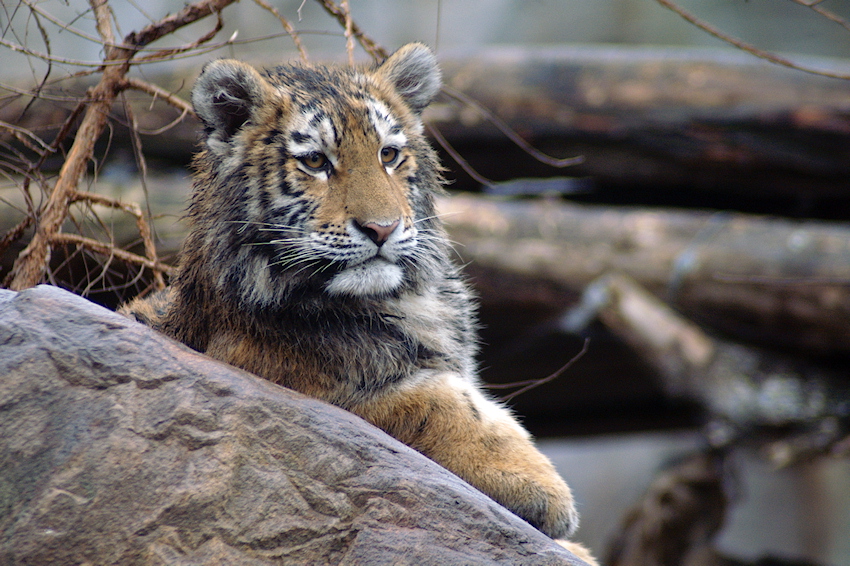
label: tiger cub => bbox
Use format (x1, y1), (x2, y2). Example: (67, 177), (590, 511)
(121, 43), (592, 560)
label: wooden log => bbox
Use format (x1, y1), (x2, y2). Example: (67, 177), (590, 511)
(431, 46), (850, 204)
(607, 453), (726, 566)
(4, 47), (850, 210)
(566, 273), (849, 455)
(439, 193), (850, 354)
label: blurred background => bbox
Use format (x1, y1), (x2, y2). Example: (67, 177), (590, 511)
(4, 0), (850, 71)
(2, 1), (849, 563)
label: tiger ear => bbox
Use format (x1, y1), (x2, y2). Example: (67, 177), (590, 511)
(192, 59), (272, 138)
(376, 43), (441, 115)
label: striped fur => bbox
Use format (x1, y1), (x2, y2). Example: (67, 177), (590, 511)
(121, 44), (587, 549)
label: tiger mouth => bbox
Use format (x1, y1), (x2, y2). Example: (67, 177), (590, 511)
(349, 250), (397, 268)
(325, 255), (405, 297)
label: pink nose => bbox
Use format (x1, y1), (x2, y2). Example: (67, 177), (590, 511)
(357, 220), (400, 246)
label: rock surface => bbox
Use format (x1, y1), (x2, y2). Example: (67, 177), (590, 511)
(0, 285), (585, 565)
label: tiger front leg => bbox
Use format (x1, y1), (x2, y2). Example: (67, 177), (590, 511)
(355, 372), (579, 541)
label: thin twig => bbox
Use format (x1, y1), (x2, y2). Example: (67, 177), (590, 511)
(0, 216), (34, 262)
(791, 0), (850, 34)
(655, 0), (850, 81)
(73, 190), (168, 289)
(425, 122), (495, 186)
(135, 107), (192, 136)
(487, 338), (590, 403)
(120, 93), (164, 289)
(19, 0), (104, 46)
(0, 73), (99, 104)
(50, 233), (176, 276)
(0, 27), (341, 72)
(0, 37), (107, 68)
(122, 76), (196, 118)
(315, 0), (388, 62)
(251, 0), (309, 61)
(340, 0), (355, 65)
(17, 5), (53, 121)
(440, 85), (585, 168)
(0, 120), (52, 152)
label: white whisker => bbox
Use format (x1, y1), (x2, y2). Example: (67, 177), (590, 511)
(293, 259), (326, 277)
(414, 210), (458, 224)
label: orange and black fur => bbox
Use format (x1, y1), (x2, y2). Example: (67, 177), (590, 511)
(121, 43), (593, 561)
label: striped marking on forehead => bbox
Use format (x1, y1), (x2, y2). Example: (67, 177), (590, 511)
(286, 105), (340, 161)
(367, 99), (407, 149)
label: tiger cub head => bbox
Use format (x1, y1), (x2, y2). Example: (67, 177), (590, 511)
(187, 43), (446, 307)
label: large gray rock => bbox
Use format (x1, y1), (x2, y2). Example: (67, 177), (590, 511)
(0, 285), (583, 565)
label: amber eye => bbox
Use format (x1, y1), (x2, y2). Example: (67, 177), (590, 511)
(380, 147), (400, 165)
(301, 152), (328, 171)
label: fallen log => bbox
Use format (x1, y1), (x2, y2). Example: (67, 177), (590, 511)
(574, 275), (849, 565)
(607, 453), (727, 566)
(432, 45), (850, 207)
(440, 193), (850, 354)
(4, 47), (850, 213)
(564, 273), (850, 461)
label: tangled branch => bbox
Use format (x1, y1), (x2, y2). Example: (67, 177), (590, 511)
(4, 0), (238, 291)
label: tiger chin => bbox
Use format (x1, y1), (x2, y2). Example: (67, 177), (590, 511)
(120, 43), (594, 563)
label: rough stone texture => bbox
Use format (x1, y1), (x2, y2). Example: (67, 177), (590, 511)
(0, 285), (585, 565)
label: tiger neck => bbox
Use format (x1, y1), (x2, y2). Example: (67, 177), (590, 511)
(199, 287), (456, 407)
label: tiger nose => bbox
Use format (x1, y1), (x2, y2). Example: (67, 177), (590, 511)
(355, 219), (400, 246)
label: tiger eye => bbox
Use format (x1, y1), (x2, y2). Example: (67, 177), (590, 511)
(302, 152), (328, 170)
(380, 147), (399, 165)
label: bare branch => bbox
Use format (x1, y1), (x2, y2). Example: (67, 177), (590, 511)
(122, 0), (236, 51)
(425, 122), (495, 186)
(50, 233), (176, 277)
(133, 10), (224, 64)
(0, 120), (52, 152)
(73, 190), (168, 290)
(426, 85), (584, 184)
(119, 93), (165, 289)
(19, 0), (109, 46)
(91, 0), (116, 47)
(0, 37), (107, 68)
(791, 0), (850, 34)
(43, 99), (87, 157)
(655, 0), (850, 80)
(440, 85), (585, 169)
(315, 0), (388, 62)
(0, 217), (34, 263)
(340, 0), (355, 66)
(122, 77), (195, 118)
(18, 4), (54, 120)
(252, 0), (309, 61)
(6, 0), (238, 290)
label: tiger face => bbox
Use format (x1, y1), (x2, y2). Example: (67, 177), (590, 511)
(188, 44), (445, 305)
